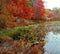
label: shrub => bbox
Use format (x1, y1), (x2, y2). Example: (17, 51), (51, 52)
(0, 24), (46, 42)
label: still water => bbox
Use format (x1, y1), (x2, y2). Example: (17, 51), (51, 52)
(44, 31), (60, 54)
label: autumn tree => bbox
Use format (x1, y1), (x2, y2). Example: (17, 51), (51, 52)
(1, 0), (45, 28)
(0, 0), (18, 28)
(33, 0), (45, 20)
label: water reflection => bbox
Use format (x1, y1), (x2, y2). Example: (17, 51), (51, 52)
(44, 31), (60, 54)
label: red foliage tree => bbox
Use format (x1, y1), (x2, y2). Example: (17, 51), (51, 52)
(48, 12), (55, 17)
(1, 0), (45, 28)
(6, 0), (45, 19)
(33, 0), (45, 19)
(6, 0), (33, 19)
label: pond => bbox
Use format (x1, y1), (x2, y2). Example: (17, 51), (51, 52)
(44, 22), (60, 54)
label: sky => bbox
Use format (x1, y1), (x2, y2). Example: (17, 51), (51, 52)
(43, 0), (60, 9)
